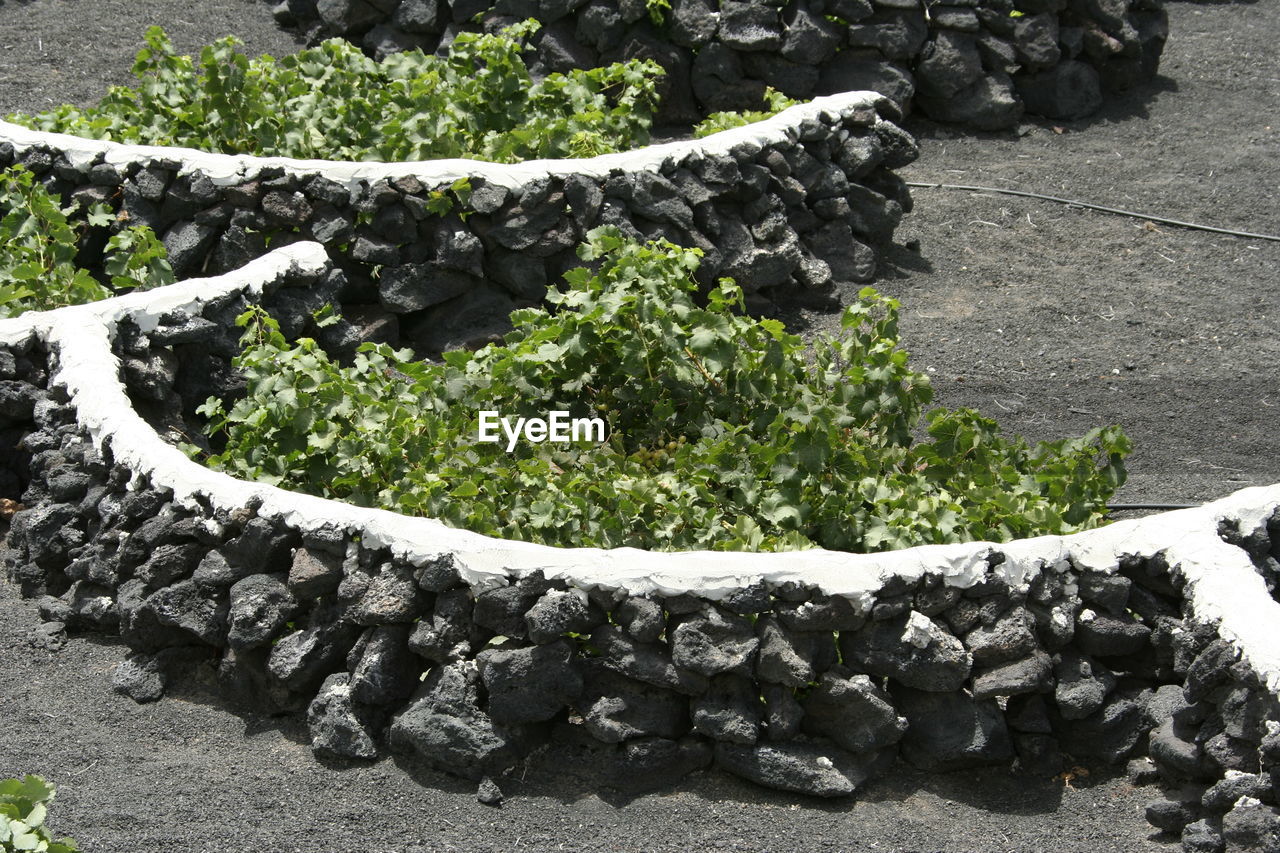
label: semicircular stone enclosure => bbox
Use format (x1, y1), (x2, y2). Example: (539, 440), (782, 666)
(278, 0), (1169, 129)
(2, 4), (1279, 851)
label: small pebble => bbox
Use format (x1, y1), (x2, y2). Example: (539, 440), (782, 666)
(477, 776), (503, 806)
(1127, 756), (1159, 786)
(29, 621), (67, 652)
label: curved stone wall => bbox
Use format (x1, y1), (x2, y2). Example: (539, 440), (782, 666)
(1, 244), (1278, 848)
(0, 91), (913, 330)
(272, 0), (1169, 129)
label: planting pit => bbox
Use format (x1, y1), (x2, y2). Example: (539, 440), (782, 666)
(1, 243), (1278, 851)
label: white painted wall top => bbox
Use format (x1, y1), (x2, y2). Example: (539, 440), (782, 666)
(0, 91), (886, 192)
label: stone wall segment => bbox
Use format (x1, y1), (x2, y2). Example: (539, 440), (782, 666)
(1, 244), (1278, 847)
(270, 0), (1169, 130)
(0, 90), (914, 322)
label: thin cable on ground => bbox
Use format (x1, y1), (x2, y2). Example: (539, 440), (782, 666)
(905, 182), (1280, 243)
(1106, 502), (1201, 511)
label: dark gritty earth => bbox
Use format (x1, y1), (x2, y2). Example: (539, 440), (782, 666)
(796, 0), (1280, 511)
(0, 0), (1275, 850)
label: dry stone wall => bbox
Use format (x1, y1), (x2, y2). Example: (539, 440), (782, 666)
(1, 245), (1278, 849)
(0, 91), (913, 336)
(272, 0), (1168, 130)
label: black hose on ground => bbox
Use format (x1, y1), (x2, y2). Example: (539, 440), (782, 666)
(904, 182), (1280, 243)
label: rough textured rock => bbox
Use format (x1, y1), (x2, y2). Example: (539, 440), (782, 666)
(971, 649), (1053, 699)
(754, 616), (822, 687)
(669, 0), (718, 48)
(267, 615), (359, 694)
(916, 72), (1022, 131)
(1221, 798), (1280, 851)
(846, 9), (928, 61)
(28, 621), (67, 652)
(718, 1), (783, 52)
(690, 674), (762, 744)
(307, 673), (379, 760)
(340, 561), (425, 626)
(408, 588), (474, 662)
(472, 573), (550, 639)
(477, 639), (583, 725)
(111, 651), (168, 703)
(388, 662), (523, 780)
(1054, 650), (1115, 720)
(138, 580), (228, 647)
(378, 263), (472, 312)
(134, 543), (203, 589)
(221, 518), (295, 577)
(1149, 717), (1211, 781)
(1144, 795), (1200, 834)
(669, 607), (758, 678)
(524, 589), (602, 644)
(162, 221), (219, 277)
(347, 624), (421, 705)
(762, 682), (804, 741)
(817, 54), (915, 107)
(840, 611), (971, 692)
(579, 663), (690, 743)
(317, 0), (384, 34)
(227, 573), (298, 651)
(893, 685), (1014, 771)
(1179, 818), (1223, 853)
(288, 546), (344, 600)
(111, 646), (209, 704)
(389, 699), (522, 781)
(1184, 639), (1239, 703)
(1074, 610), (1151, 658)
(714, 738), (870, 798)
(1202, 772), (1271, 815)
(775, 593), (865, 632)
(804, 221), (877, 282)
(1015, 60), (1103, 120)
(476, 776), (503, 806)
(615, 596), (665, 643)
(801, 668), (906, 755)
(964, 609), (1038, 666)
(1053, 692), (1146, 765)
(915, 31), (983, 98)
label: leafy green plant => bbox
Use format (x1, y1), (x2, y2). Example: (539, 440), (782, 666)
(196, 228), (1129, 553)
(693, 88), (801, 138)
(0, 776), (79, 853)
(425, 178), (474, 218)
(646, 0), (672, 25)
(10, 23), (664, 164)
(0, 165), (173, 318)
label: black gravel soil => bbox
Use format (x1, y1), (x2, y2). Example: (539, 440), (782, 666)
(0, 0), (303, 117)
(0, 582), (1168, 853)
(1, 0), (1274, 850)
(798, 0), (1280, 510)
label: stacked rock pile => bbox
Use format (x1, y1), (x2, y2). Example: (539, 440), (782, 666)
(272, 0), (1169, 128)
